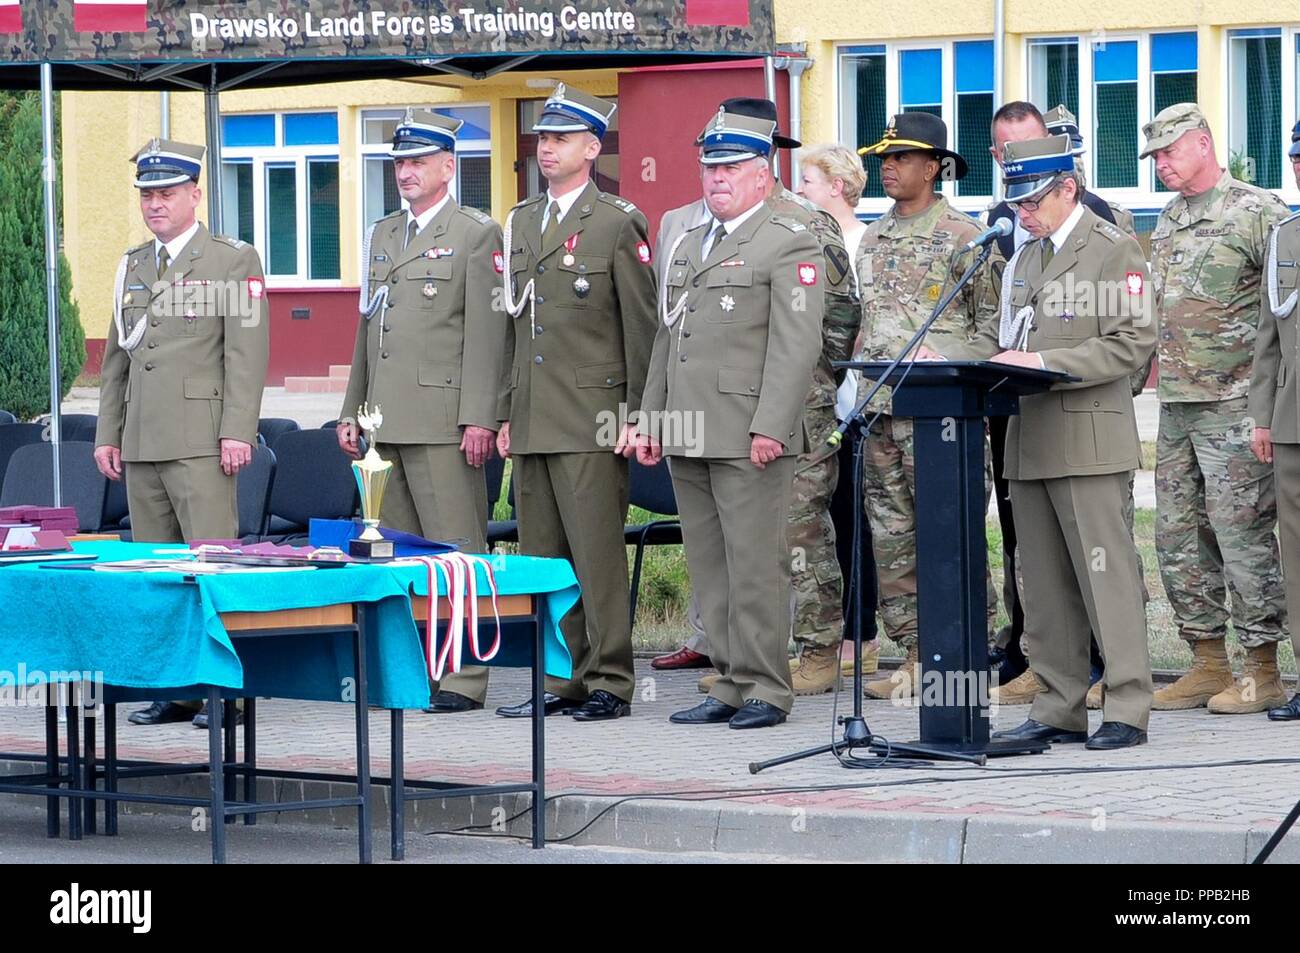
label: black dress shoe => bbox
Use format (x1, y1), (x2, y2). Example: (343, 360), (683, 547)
(127, 701), (196, 726)
(992, 718), (1087, 744)
(495, 693), (584, 719)
(729, 699), (787, 729)
(1268, 693), (1300, 721)
(192, 703), (243, 729)
(425, 691), (483, 714)
(571, 690), (631, 722)
(669, 697), (739, 724)
(1085, 721), (1147, 750)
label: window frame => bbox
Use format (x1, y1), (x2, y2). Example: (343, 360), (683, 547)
(219, 110), (342, 288)
(1223, 26), (1300, 204)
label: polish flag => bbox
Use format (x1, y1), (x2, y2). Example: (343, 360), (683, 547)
(0, 1), (21, 34)
(685, 0), (750, 27)
(75, 0), (148, 33)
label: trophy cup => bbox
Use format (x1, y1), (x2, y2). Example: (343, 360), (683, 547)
(349, 403), (395, 561)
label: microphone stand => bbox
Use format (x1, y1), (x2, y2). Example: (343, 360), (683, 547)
(750, 241), (995, 773)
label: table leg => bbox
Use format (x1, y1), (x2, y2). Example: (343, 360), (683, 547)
(243, 697), (256, 826)
(104, 704), (118, 836)
(83, 698), (96, 835)
(223, 698), (237, 823)
(532, 610), (545, 849)
(65, 695), (81, 841)
(390, 708), (404, 861)
(44, 697), (59, 839)
(207, 685), (225, 864)
(354, 607), (372, 865)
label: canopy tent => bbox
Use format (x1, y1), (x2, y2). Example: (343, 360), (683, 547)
(1, 0), (775, 503)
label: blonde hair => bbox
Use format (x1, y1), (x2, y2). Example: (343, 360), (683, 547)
(800, 143), (868, 206)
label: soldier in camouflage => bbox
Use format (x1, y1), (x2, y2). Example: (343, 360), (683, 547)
(688, 100), (859, 698)
(1143, 102), (1290, 714)
(853, 112), (1001, 701)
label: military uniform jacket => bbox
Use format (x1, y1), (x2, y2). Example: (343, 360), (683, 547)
(95, 223), (269, 462)
(990, 206), (1156, 481)
(342, 200), (506, 443)
(640, 204), (824, 458)
(855, 196), (1000, 411)
(498, 181), (658, 454)
(1149, 170), (1290, 403)
(1249, 211), (1300, 443)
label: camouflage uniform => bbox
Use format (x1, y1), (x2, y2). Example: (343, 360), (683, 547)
(854, 196), (1000, 651)
(768, 187), (859, 651)
(1149, 170), (1289, 648)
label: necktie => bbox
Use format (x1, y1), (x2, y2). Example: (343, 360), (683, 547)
(1040, 238), (1054, 269)
(157, 245), (171, 277)
(541, 200), (562, 249)
(405, 217), (419, 250)
(703, 220), (726, 258)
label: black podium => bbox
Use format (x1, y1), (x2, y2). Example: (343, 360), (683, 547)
(846, 360), (1072, 758)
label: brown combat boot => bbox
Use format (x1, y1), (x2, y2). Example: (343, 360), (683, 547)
(1152, 639), (1233, 710)
(1086, 681), (1105, 710)
(863, 645), (919, 699)
(990, 668), (1043, 706)
(789, 645), (840, 695)
(1207, 643), (1290, 714)
(840, 639), (880, 676)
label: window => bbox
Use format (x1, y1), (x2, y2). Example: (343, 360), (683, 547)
(1093, 40), (1138, 189)
(1229, 30), (1283, 190)
(360, 105), (493, 230)
(1151, 32), (1198, 192)
(955, 40), (994, 197)
(1028, 38), (1079, 118)
(838, 46), (887, 199)
(219, 111), (340, 283)
(837, 41), (992, 207)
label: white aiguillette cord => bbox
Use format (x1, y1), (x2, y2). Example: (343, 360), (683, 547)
(112, 252), (148, 353)
(1267, 218), (1299, 319)
(661, 230), (691, 343)
(409, 553), (503, 682)
(502, 206), (539, 339)
(358, 221), (390, 321)
(998, 242), (1035, 350)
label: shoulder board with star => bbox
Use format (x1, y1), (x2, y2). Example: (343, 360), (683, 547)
(1093, 220), (1125, 244)
(598, 193), (639, 215)
(770, 215), (807, 234)
(456, 205), (495, 227)
(376, 208), (407, 225)
(212, 234), (250, 250)
(126, 239), (152, 256)
(513, 194), (546, 213)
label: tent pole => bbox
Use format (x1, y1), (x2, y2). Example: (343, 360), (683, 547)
(39, 63), (62, 507)
(205, 66), (223, 233)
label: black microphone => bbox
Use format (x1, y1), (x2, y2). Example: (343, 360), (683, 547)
(960, 217), (1013, 254)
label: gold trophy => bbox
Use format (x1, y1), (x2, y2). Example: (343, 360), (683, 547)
(349, 403), (395, 561)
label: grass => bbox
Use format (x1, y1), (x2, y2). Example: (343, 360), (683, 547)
(495, 459), (1295, 675)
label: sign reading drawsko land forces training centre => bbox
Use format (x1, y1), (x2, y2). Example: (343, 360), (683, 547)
(0, 0), (772, 62)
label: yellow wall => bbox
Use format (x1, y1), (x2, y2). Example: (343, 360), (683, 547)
(61, 2), (1295, 340)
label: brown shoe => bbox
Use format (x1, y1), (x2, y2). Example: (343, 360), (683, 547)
(863, 645), (919, 700)
(1207, 643), (1290, 714)
(990, 668), (1043, 706)
(697, 672), (721, 694)
(1152, 639), (1232, 711)
(790, 645), (840, 696)
(650, 647), (713, 670)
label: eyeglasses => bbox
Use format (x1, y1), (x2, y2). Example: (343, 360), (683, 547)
(1011, 178), (1064, 213)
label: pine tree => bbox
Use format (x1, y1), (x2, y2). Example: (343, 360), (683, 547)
(0, 92), (85, 421)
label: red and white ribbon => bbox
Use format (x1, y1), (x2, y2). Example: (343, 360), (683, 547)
(413, 553), (502, 682)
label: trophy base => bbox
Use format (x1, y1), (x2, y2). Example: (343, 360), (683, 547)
(349, 536), (395, 562)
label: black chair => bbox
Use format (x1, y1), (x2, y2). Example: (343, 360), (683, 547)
(487, 465), (518, 549)
(0, 424), (47, 493)
(237, 445), (277, 539)
(0, 409), (16, 425)
(59, 414), (98, 443)
(100, 474), (129, 533)
(258, 417), (301, 449)
(0, 441), (107, 533)
(320, 419), (340, 431)
(263, 429), (358, 541)
(624, 457), (684, 627)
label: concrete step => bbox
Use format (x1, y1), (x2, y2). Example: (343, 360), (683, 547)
(283, 376), (348, 394)
(329, 364), (352, 380)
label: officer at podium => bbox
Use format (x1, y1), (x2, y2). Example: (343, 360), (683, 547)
(985, 135), (1155, 750)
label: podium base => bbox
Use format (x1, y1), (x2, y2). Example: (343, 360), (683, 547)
(870, 737), (1049, 760)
